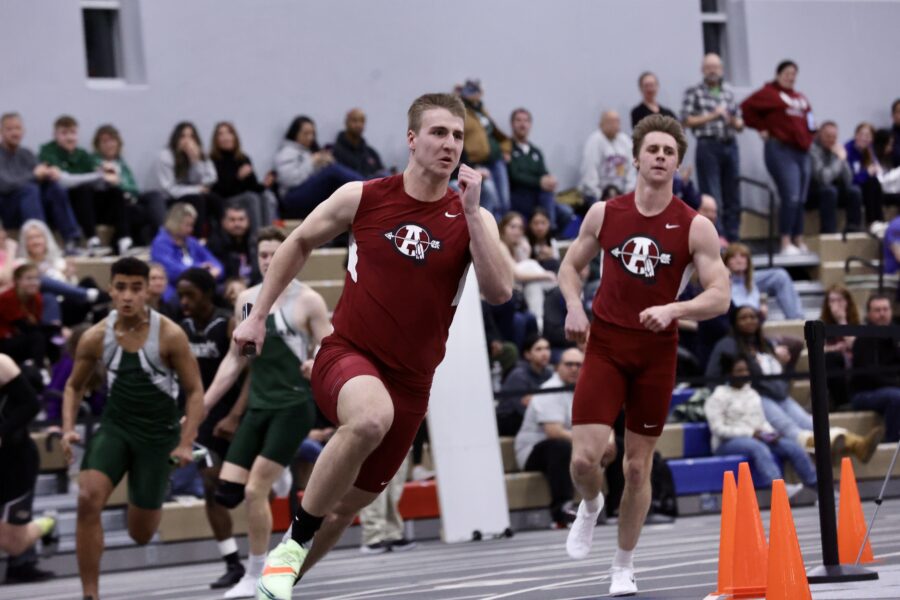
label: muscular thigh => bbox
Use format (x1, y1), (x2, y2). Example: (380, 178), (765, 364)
(625, 335), (677, 438)
(128, 437), (179, 510)
(572, 344), (628, 427)
(259, 404), (316, 467)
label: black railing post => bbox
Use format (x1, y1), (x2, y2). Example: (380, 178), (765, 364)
(767, 185), (775, 269)
(805, 320), (879, 583)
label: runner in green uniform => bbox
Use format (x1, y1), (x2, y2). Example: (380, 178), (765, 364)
(60, 257), (204, 600)
(203, 227), (332, 599)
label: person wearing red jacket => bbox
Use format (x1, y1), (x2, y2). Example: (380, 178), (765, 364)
(741, 60), (815, 255)
(0, 263), (46, 366)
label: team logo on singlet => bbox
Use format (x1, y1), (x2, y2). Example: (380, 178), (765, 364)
(384, 223), (441, 262)
(610, 235), (671, 281)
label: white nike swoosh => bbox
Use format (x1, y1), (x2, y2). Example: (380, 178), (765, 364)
(665, 224), (679, 229)
(445, 212), (461, 218)
(643, 423), (657, 429)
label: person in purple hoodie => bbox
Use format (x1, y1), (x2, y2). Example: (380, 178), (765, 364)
(149, 202), (223, 302)
(845, 122), (886, 224)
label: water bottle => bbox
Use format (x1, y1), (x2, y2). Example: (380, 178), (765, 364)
(491, 361), (502, 393)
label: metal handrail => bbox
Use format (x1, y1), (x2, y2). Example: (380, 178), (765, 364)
(737, 175), (777, 268)
(844, 256), (884, 295)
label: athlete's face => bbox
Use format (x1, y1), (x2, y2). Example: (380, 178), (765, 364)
(177, 280), (208, 318)
(635, 131), (679, 187)
(735, 307), (760, 335)
(110, 274), (148, 317)
(258, 240), (281, 277)
(526, 338), (551, 371)
(408, 108), (463, 178)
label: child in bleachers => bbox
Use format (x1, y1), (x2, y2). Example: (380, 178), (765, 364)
(705, 352), (815, 495)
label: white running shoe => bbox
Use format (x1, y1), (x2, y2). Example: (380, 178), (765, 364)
(609, 566), (638, 596)
(565, 496), (604, 560)
(223, 574), (258, 599)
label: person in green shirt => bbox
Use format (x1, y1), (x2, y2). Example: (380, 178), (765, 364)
(60, 257), (205, 600)
(202, 227), (332, 599)
(91, 124), (139, 255)
(39, 115), (117, 252)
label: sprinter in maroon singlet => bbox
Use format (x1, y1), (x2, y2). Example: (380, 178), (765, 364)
(233, 93), (513, 599)
(558, 115), (730, 597)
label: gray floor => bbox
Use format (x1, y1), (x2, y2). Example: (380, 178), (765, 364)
(7, 499), (900, 600)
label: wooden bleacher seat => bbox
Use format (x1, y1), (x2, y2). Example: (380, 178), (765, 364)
(157, 499), (248, 542)
(33, 431), (67, 472)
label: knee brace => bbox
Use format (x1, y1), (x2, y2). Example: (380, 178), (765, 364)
(214, 480), (245, 508)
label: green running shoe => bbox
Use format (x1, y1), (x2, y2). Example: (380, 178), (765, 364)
(257, 539), (308, 600)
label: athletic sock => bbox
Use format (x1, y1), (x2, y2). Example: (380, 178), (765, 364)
(290, 506), (324, 548)
(583, 496), (602, 513)
(218, 538), (240, 565)
(247, 553), (266, 578)
(613, 547), (634, 569)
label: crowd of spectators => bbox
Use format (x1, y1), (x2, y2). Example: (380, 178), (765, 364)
(2, 55), (900, 581)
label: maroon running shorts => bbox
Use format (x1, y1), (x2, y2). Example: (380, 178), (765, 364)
(311, 334), (429, 493)
(572, 319), (677, 437)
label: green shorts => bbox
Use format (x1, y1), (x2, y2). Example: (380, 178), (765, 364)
(225, 404), (314, 469)
(81, 424), (178, 510)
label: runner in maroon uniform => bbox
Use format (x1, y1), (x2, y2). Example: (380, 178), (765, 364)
(559, 115), (729, 596)
(232, 93), (513, 600)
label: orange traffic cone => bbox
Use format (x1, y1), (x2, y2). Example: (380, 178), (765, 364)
(766, 479), (812, 600)
(713, 470), (737, 596)
(838, 457), (875, 564)
(731, 462), (768, 598)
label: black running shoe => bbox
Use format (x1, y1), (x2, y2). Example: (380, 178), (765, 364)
(359, 541), (390, 554)
(4, 563), (55, 584)
(209, 561), (245, 589)
(388, 538), (417, 552)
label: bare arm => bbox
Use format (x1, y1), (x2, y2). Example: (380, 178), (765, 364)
(542, 422), (573, 441)
(233, 182), (361, 354)
(163, 320), (205, 458)
(61, 324), (104, 463)
(302, 289), (333, 347)
(558, 203), (605, 344)
(458, 165), (513, 304)
(206, 290), (252, 411)
(639, 216), (730, 331)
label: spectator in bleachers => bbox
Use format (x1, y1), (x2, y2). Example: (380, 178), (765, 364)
(499, 212), (557, 331)
(741, 60), (815, 255)
(874, 128), (900, 197)
(0, 354), (57, 565)
(92, 124), (166, 250)
(331, 108), (388, 180)
(631, 71), (676, 128)
(708, 305), (879, 460)
(483, 300), (519, 382)
(723, 243), (803, 320)
(146, 262), (179, 319)
(808, 121), (863, 233)
(275, 115), (363, 219)
(497, 335), (553, 436)
(891, 99), (900, 168)
(85, 124), (136, 255)
(206, 202), (258, 284)
(845, 122), (886, 225)
(672, 165), (701, 210)
(821, 284), (861, 411)
(526, 209), (561, 272)
(41, 323), (105, 421)
(459, 79), (511, 219)
(17, 219), (108, 325)
(705, 352), (816, 494)
(507, 108), (572, 232)
(150, 203), (223, 303)
(0, 113), (81, 251)
(156, 121), (220, 237)
(0, 221), (18, 291)
(579, 110), (635, 205)
(698, 194), (728, 249)
(682, 53), (744, 243)
(358, 453), (415, 554)
(39, 115), (122, 253)
(223, 276), (248, 311)
(514, 347), (584, 527)
(852, 294), (900, 443)
(0, 264), (46, 366)
(209, 121), (269, 232)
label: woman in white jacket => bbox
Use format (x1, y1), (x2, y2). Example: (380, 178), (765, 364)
(705, 352), (817, 494)
(155, 122), (219, 237)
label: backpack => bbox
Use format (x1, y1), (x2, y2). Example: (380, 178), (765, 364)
(651, 452), (678, 517)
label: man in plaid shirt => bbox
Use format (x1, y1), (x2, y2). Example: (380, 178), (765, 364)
(682, 53), (744, 242)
